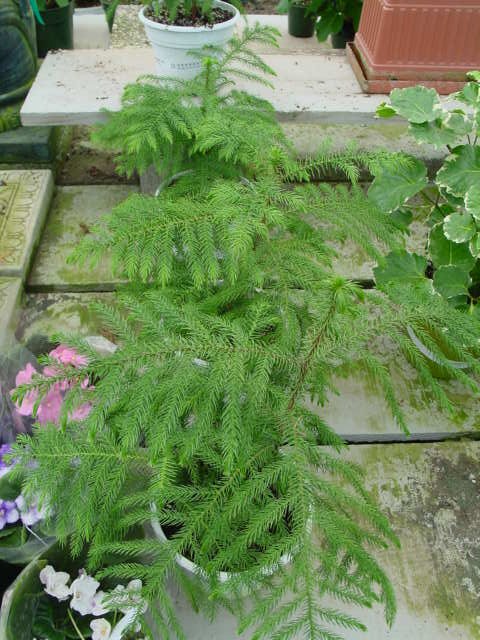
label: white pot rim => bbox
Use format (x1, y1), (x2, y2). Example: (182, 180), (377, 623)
(139, 1), (239, 34)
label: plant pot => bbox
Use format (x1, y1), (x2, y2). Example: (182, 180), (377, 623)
(330, 20), (355, 49)
(407, 325), (469, 380)
(349, 0), (480, 93)
(0, 0), (37, 106)
(36, 1), (74, 58)
(288, 4), (315, 38)
(101, 0), (116, 33)
(138, 0), (240, 79)
(150, 516), (295, 585)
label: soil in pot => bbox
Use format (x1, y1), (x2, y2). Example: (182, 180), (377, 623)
(331, 19), (355, 49)
(288, 3), (315, 38)
(145, 5), (232, 28)
(36, 1), (74, 58)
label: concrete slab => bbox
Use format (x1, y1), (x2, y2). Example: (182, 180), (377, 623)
(27, 185), (138, 292)
(20, 47), (386, 127)
(73, 12), (110, 50)
(0, 278), (22, 349)
(16, 291), (113, 347)
(0, 126), (56, 164)
(162, 441), (480, 640)
(0, 170), (54, 280)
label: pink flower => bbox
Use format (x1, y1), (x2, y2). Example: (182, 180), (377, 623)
(50, 345), (88, 368)
(37, 389), (63, 425)
(12, 363), (39, 416)
(69, 403), (92, 422)
(43, 365), (71, 391)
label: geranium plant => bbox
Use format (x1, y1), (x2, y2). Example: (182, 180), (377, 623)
(371, 72), (480, 314)
(10, 25), (480, 640)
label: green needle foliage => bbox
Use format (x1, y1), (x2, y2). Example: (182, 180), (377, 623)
(11, 24), (480, 640)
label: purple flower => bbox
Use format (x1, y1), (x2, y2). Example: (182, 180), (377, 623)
(15, 495), (47, 527)
(0, 444), (14, 478)
(0, 500), (20, 530)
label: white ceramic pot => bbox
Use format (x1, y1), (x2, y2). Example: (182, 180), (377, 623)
(139, 0), (240, 79)
(150, 514), (295, 584)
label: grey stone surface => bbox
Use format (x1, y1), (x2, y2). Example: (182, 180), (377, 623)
(20, 46), (389, 127)
(0, 126), (56, 164)
(28, 184), (137, 291)
(16, 291), (113, 345)
(0, 170), (54, 279)
(159, 442), (480, 639)
(0, 278), (22, 349)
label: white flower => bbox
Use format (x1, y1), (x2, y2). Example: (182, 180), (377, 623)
(39, 565), (71, 601)
(91, 590), (109, 616)
(90, 618), (111, 640)
(70, 572), (100, 616)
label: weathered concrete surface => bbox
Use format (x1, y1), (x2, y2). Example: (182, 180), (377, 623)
(0, 126), (56, 164)
(73, 11), (110, 50)
(20, 47), (388, 127)
(27, 185), (138, 291)
(16, 291), (113, 347)
(58, 126), (138, 186)
(0, 278), (22, 349)
(0, 170), (54, 279)
(163, 442), (480, 640)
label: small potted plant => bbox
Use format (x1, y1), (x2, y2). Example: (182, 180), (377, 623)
(277, 0), (316, 38)
(30, 0), (75, 58)
(138, 0), (241, 78)
(311, 0), (363, 48)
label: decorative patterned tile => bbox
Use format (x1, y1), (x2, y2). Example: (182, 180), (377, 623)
(0, 170), (54, 279)
(0, 277), (22, 348)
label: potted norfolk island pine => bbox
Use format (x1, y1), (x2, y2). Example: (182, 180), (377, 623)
(139, 0), (241, 77)
(10, 25), (480, 639)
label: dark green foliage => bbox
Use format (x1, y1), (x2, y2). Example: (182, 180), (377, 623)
(11, 24), (480, 640)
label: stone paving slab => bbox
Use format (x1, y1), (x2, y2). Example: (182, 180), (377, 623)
(0, 278), (22, 349)
(0, 126), (56, 164)
(15, 290), (480, 441)
(0, 170), (54, 280)
(27, 185), (138, 291)
(164, 441), (480, 639)
(16, 291), (113, 346)
(20, 46), (386, 127)
(28, 184), (429, 290)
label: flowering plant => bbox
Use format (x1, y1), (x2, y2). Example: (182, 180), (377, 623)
(11, 345), (94, 427)
(33, 565), (147, 640)
(0, 443), (52, 564)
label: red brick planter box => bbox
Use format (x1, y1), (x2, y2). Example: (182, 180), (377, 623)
(347, 0), (480, 93)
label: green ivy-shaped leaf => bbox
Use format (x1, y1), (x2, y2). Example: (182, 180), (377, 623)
(467, 71), (480, 82)
(428, 223), (476, 271)
(409, 120), (461, 149)
(433, 265), (471, 299)
(390, 86), (442, 124)
(444, 112), (474, 136)
(374, 250), (427, 286)
(376, 102), (397, 119)
(469, 233), (480, 258)
(368, 157), (428, 212)
(443, 211), (476, 243)
(390, 207), (413, 232)
(437, 145), (480, 197)
(465, 184), (480, 221)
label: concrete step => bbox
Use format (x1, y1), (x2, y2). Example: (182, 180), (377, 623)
(0, 278), (22, 350)
(27, 185), (138, 292)
(27, 184), (429, 291)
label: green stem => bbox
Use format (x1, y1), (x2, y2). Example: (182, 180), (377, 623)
(67, 608), (86, 640)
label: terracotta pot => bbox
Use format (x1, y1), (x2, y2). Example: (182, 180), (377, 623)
(348, 0), (480, 93)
